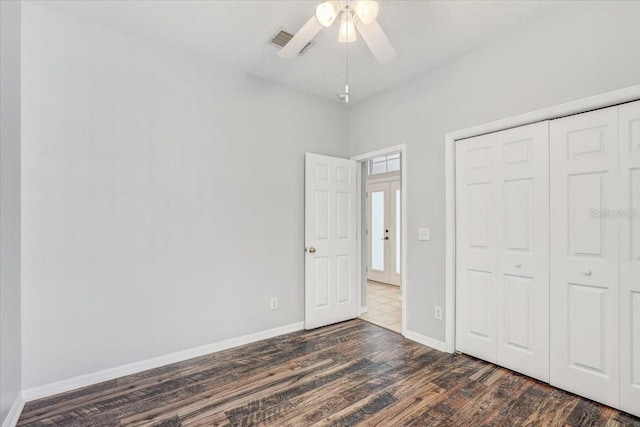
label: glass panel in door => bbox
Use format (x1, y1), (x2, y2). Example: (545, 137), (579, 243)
(371, 190), (385, 271)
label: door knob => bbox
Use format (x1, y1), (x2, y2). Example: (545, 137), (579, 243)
(583, 268), (592, 276)
(308, 247), (316, 253)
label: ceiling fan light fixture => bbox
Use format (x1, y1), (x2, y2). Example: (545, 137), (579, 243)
(338, 11), (356, 43)
(353, 0), (379, 25)
(316, 1), (340, 27)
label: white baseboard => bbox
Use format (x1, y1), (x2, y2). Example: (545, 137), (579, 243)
(1, 394), (25, 427)
(404, 330), (448, 353)
(22, 321), (304, 402)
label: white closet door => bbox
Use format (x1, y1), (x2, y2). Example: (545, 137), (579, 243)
(456, 133), (499, 362)
(495, 122), (550, 382)
(550, 106), (620, 408)
(619, 100), (640, 417)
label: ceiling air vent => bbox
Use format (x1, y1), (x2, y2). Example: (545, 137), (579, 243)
(268, 29), (314, 55)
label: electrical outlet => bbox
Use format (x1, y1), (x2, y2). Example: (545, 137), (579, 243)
(434, 306), (443, 321)
(270, 297), (278, 310)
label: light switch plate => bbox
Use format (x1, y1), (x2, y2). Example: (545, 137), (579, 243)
(418, 228), (430, 241)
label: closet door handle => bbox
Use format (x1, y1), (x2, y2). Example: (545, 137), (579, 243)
(582, 268), (592, 276)
(514, 262), (522, 268)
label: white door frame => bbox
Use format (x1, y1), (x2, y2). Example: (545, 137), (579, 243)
(444, 84), (640, 353)
(352, 144), (407, 336)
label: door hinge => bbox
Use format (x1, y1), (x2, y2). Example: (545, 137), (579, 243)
(366, 191), (368, 198)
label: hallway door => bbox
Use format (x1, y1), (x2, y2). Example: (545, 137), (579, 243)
(305, 153), (358, 329)
(366, 180), (401, 286)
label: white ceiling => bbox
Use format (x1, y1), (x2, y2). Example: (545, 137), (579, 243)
(32, 0), (568, 103)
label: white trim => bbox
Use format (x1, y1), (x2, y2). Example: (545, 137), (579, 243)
(352, 143), (407, 336)
(366, 171), (402, 182)
(355, 160), (362, 316)
(351, 143), (405, 162)
(400, 146), (407, 336)
(21, 322), (304, 402)
(365, 175), (401, 185)
(1, 394), (25, 427)
(447, 85), (640, 143)
(404, 330), (447, 353)
(360, 306), (368, 313)
(444, 84), (640, 355)
(445, 132), (456, 353)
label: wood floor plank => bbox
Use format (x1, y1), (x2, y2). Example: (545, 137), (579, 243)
(223, 358), (374, 426)
(483, 379), (551, 426)
(259, 356), (416, 426)
(443, 368), (529, 426)
(20, 379), (121, 417)
(352, 378), (443, 426)
(17, 319), (640, 427)
(180, 410), (229, 427)
(519, 385), (580, 426)
(609, 411), (640, 427)
(310, 391), (397, 427)
(404, 378), (488, 426)
(566, 399), (616, 427)
(120, 359), (341, 426)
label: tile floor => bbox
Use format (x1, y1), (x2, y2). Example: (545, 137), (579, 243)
(359, 280), (402, 333)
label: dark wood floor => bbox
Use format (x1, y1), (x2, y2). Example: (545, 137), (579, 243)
(18, 320), (640, 427)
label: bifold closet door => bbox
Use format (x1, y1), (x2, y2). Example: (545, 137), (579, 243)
(550, 106), (620, 408)
(619, 100), (640, 418)
(495, 123), (550, 383)
(456, 122), (550, 382)
(456, 133), (498, 362)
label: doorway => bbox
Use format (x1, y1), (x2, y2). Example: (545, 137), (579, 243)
(354, 149), (405, 334)
(366, 179), (401, 285)
(302, 146), (406, 334)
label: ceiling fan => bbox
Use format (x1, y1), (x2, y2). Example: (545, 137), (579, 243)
(278, 0), (396, 64)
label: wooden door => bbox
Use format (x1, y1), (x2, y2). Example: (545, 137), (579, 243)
(305, 153), (358, 330)
(549, 106), (620, 408)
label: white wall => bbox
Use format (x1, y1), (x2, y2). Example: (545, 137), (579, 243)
(0, 0), (22, 423)
(21, 3), (348, 389)
(349, 1), (640, 341)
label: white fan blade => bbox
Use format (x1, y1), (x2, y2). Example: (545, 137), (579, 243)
(355, 19), (396, 63)
(278, 16), (323, 59)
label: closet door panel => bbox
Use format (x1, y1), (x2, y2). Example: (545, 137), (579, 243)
(456, 123), (549, 377)
(455, 134), (498, 362)
(496, 122), (550, 383)
(550, 106), (620, 408)
(619, 100), (640, 417)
